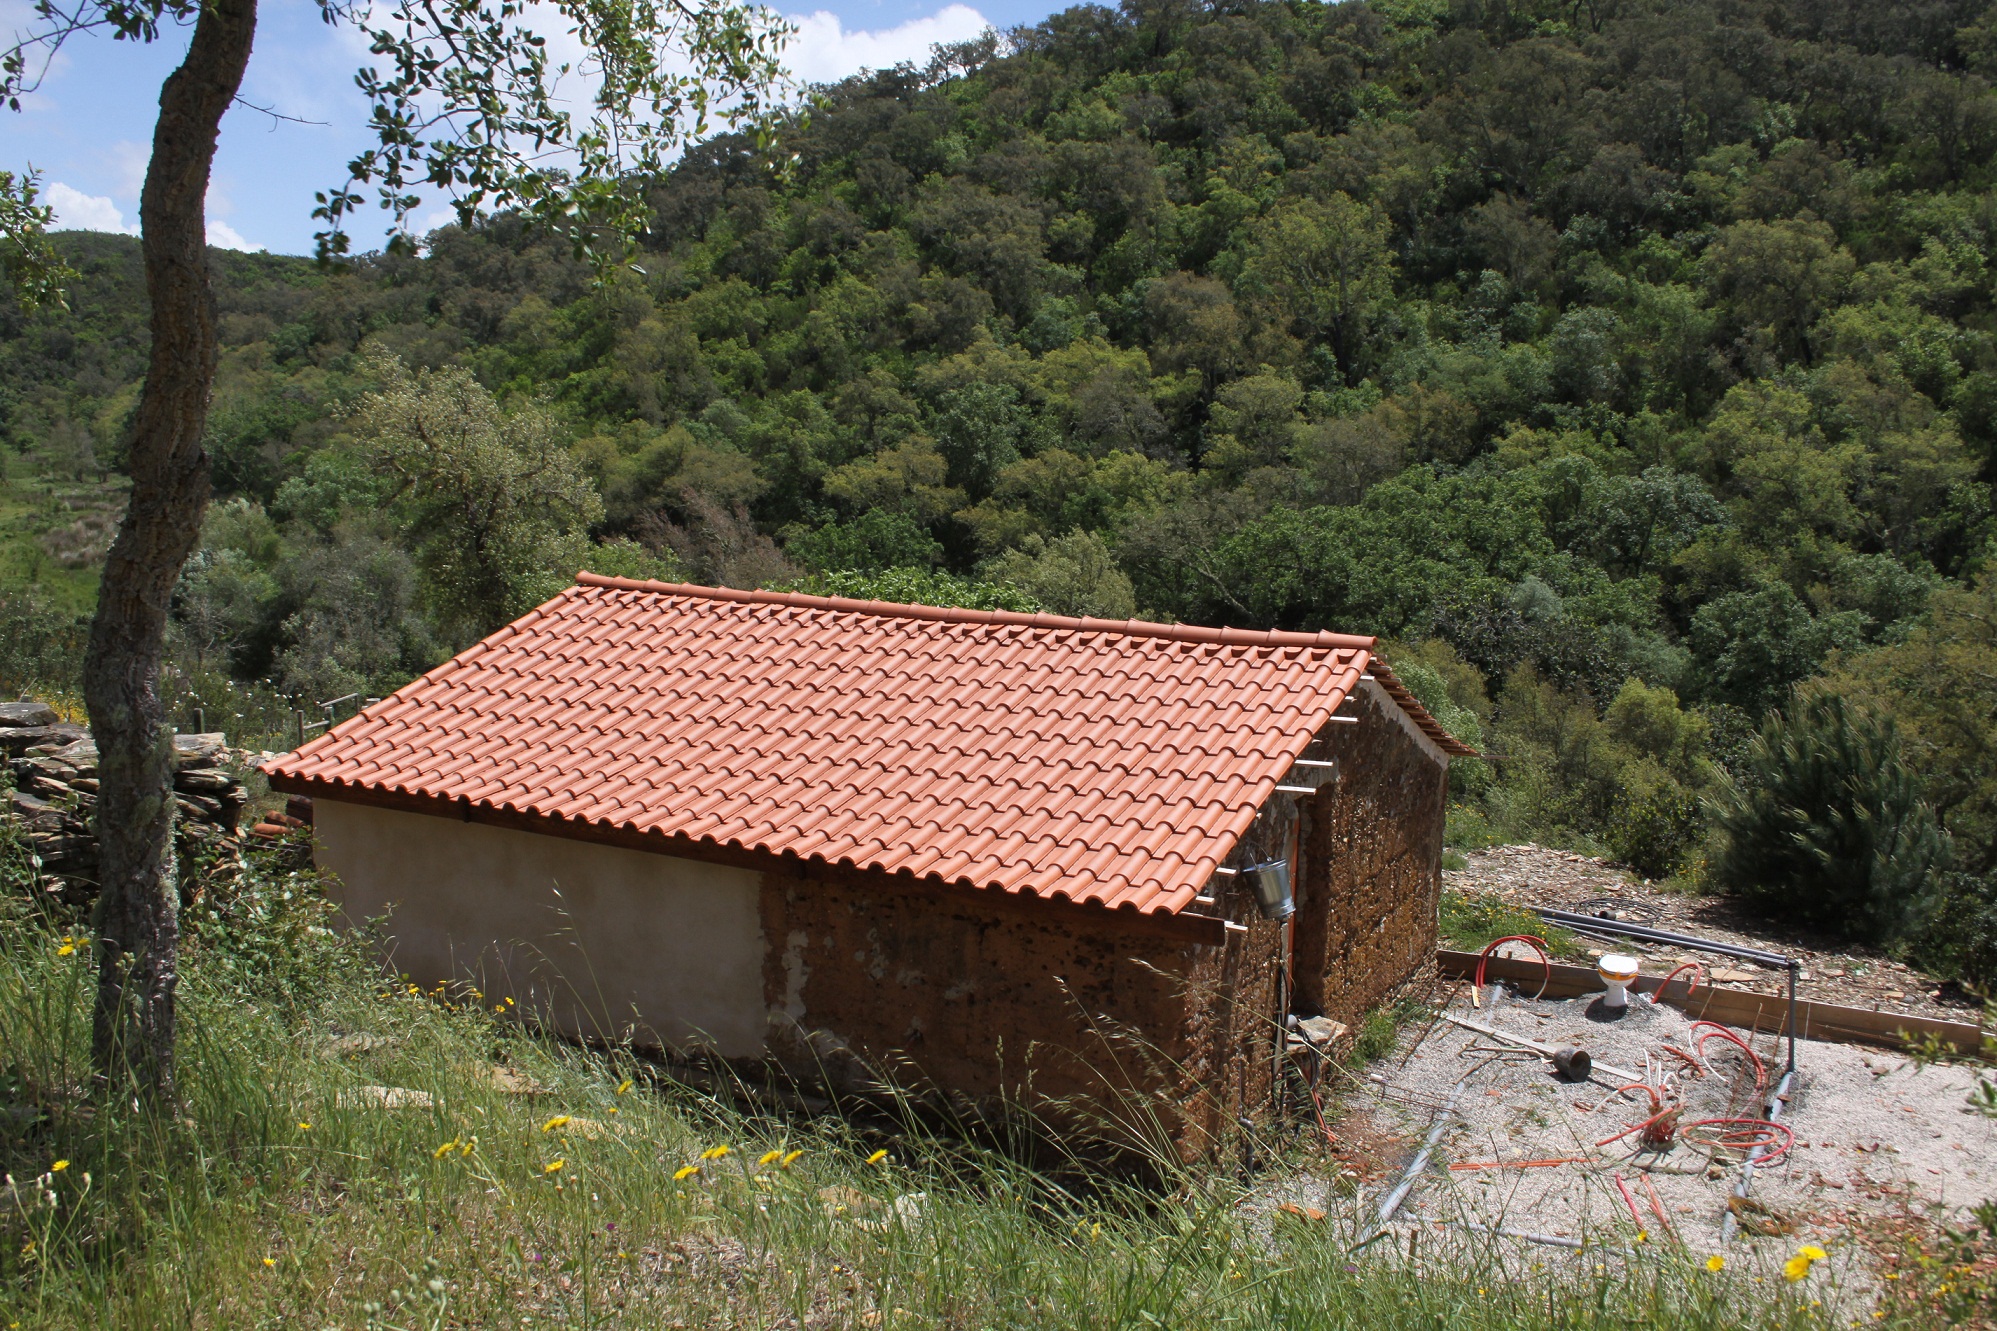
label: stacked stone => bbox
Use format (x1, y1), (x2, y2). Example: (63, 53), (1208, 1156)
(2, 700), (252, 910)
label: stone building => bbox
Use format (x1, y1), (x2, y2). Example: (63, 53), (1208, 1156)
(265, 573), (1470, 1154)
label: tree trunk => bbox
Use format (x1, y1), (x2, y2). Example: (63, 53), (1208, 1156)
(84, 0), (256, 1102)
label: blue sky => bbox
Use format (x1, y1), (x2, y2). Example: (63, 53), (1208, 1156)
(5, 0), (1062, 256)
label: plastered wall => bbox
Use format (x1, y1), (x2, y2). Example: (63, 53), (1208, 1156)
(312, 800), (768, 1056)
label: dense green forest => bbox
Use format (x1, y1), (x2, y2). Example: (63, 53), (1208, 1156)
(5, 0), (1997, 980)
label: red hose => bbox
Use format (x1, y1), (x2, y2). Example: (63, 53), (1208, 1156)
(1639, 1172), (1675, 1236)
(1474, 935), (1553, 1000)
(1648, 960), (1706, 1003)
(1690, 1022), (1766, 1094)
(1660, 1044), (1708, 1077)
(1595, 1105), (1676, 1148)
(1682, 1118), (1793, 1166)
(1613, 1173), (1647, 1229)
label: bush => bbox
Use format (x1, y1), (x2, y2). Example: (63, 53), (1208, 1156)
(1912, 869), (1997, 989)
(1709, 693), (1948, 944)
(0, 589), (87, 698)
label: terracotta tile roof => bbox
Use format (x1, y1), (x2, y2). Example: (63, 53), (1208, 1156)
(265, 574), (1472, 916)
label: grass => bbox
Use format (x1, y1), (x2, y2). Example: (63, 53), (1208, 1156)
(0, 833), (1891, 1328)
(1440, 888), (1591, 962)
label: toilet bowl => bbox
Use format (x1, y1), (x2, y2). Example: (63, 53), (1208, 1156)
(1597, 953), (1640, 1008)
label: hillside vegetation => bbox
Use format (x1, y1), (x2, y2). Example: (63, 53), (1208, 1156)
(5, 0), (1997, 976)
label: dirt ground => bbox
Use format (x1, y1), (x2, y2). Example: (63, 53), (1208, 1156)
(1450, 844), (1988, 1024)
(1249, 846), (1997, 1305)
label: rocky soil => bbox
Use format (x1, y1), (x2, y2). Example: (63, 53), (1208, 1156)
(1448, 843), (1986, 1025)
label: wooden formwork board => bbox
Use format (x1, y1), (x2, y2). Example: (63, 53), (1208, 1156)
(1438, 949), (1990, 1055)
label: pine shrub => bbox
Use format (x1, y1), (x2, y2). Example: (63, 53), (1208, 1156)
(1710, 694), (1947, 944)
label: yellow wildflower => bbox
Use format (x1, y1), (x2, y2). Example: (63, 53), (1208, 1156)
(263, 1257), (275, 1268)
(541, 1115), (571, 1133)
(504, 997), (514, 1006)
(865, 1149), (888, 1165)
(616, 1079), (633, 1096)
(543, 1160), (565, 1175)
(1784, 1245), (1827, 1282)
(55, 939), (76, 957)
(49, 1160), (68, 1173)
(673, 1165), (700, 1181)
(701, 1144), (732, 1160)
(296, 1122), (310, 1131)
(781, 1150), (804, 1167)
(759, 1150), (783, 1166)
(434, 1139), (460, 1159)
(1706, 1255), (1725, 1272)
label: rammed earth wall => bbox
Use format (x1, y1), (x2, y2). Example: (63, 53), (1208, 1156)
(1291, 679), (1450, 1027)
(756, 863), (1282, 1162)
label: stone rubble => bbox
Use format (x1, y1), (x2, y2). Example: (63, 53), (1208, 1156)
(1, 698), (260, 910)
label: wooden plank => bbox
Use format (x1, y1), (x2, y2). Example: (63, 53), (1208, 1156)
(1438, 949), (1989, 1055)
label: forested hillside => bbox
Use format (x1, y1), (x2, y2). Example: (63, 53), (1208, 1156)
(5, 0), (1997, 977)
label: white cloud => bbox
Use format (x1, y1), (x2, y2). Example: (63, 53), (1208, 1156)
(109, 141), (150, 201)
(46, 183), (139, 235)
(206, 219), (264, 252)
(781, 5), (992, 86)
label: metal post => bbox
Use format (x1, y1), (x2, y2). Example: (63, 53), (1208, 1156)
(1786, 961), (1798, 1077)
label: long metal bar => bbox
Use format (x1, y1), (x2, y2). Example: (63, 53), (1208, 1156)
(1435, 1220), (1587, 1250)
(1534, 909), (1792, 969)
(1786, 964), (1797, 1077)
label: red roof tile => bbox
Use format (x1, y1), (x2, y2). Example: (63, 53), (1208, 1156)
(265, 574), (1472, 916)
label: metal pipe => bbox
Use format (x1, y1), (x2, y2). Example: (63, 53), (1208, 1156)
(1534, 909), (1793, 969)
(1720, 1068), (1795, 1242)
(1434, 1221), (1588, 1250)
(1786, 962), (1798, 1077)
(1366, 1078), (1465, 1233)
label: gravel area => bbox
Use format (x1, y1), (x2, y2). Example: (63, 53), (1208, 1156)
(1248, 979), (1996, 1301)
(1449, 844), (1988, 1024)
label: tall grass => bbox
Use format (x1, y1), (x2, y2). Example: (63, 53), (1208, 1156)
(0, 833), (1869, 1328)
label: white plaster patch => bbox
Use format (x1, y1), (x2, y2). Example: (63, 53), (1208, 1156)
(313, 800), (767, 1057)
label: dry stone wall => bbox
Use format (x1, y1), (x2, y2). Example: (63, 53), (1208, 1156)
(1, 699), (254, 909)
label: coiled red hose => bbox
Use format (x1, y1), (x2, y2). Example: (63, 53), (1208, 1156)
(1474, 935), (1553, 1000)
(1690, 1021), (1766, 1094)
(1682, 1118), (1793, 1166)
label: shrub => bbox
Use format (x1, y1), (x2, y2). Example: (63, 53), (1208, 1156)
(1709, 693), (1948, 944)
(0, 588), (87, 698)
(1912, 868), (1997, 988)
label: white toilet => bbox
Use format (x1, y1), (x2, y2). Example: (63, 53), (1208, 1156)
(1597, 953), (1640, 1008)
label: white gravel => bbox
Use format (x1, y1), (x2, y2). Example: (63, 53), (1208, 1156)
(1311, 980), (1997, 1285)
